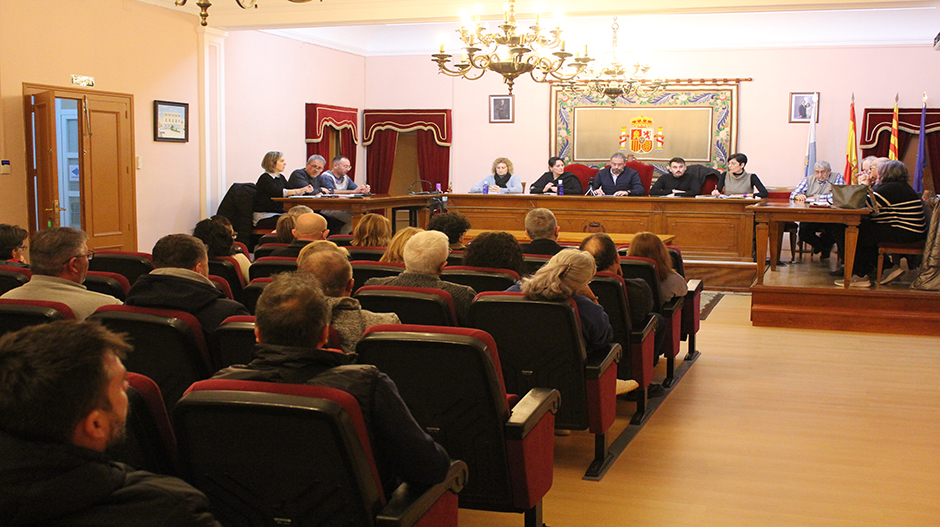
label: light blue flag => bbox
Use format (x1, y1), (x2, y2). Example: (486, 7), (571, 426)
(913, 102), (926, 193)
(803, 93), (818, 184)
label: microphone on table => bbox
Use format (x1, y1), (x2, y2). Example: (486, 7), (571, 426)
(584, 177), (598, 196)
(408, 180), (441, 195)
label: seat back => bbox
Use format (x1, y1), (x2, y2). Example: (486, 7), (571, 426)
(354, 285), (458, 326)
(253, 243), (290, 260)
(441, 266), (519, 293)
(346, 246), (386, 261)
(248, 257), (297, 281)
(84, 271), (131, 301)
(0, 299), (75, 336)
(241, 277), (272, 314)
(667, 247), (685, 277)
(350, 261), (405, 293)
(87, 251), (154, 286)
(207, 275), (234, 300)
(522, 254), (552, 275)
(175, 380), (385, 527)
(256, 233), (279, 247)
(215, 315), (257, 368)
(357, 325), (515, 508)
(563, 163), (598, 192)
(446, 251), (464, 267)
(470, 292), (589, 429)
(107, 372), (179, 476)
(89, 305), (211, 411)
(0, 266), (31, 296)
(327, 234), (354, 246)
(590, 273), (653, 387)
(620, 257), (664, 312)
(208, 257), (245, 303)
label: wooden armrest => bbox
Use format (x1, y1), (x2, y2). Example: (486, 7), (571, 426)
(505, 387), (562, 440)
(377, 460), (468, 527)
(585, 343), (622, 379)
(686, 279), (703, 296)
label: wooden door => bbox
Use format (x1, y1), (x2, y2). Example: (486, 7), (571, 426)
(82, 94), (136, 250)
(27, 91), (63, 229)
(23, 84), (137, 250)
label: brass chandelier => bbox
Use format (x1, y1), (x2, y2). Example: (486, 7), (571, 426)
(432, 1), (593, 94)
(175, 0), (315, 27)
(559, 18), (668, 103)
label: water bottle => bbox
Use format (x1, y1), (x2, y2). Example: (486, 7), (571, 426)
(557, 183), (564, 196)
(482, 184), (489, 194)
(435, 183), (442, 192)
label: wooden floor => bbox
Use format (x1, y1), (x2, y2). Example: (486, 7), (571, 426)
(459, 293), (940, 527)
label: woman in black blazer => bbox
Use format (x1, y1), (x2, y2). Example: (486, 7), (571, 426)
(530, 156), (583, 196)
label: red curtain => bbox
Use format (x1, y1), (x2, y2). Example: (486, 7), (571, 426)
(861, 107), (940, 191)
(340, 128), (357, 178)
(861, 129), (914, 161)
(307, 138), (330, 160)
(416, 129), (450, 191)
(367, 129), (398, 195)
(926, 133), (940, 192)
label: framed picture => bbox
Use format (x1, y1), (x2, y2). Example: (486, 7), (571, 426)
(789, 92), (819, 123)
(489, 95), (514, 123)
(153, 100), (189, 142)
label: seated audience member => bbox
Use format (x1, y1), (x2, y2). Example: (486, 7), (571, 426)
(273, 205), (315, 244)
(649, 157), (704, 197)
(791, 160), (846, 258)
(298, 248), (400, 354)
(319, 155), (371, 235)
(428, 212), (471, 250)
(351, 213), (392, 247)
(0, 321), (221, 527)
(212, 273), (450, 495)
(530, 156), (583, 195)
(0, 227), (121, 320)
(469, 157), (523, 194)
(520, 208), (565, 255)
(591, 152), (645, 196)
(287, 155), (327, 192)
(125, 234), (248, 342)
(193, 218), (250, 284)
(364, 230), (476, 325)
(379, 227), (422, 264)
(840, 160), (928, 287)
(297, 240), (350, 263)
(463, 231), (525, 275)
(507, 249), (614, 353)
(0, 224), (29, 268)
(253, 151), (313, 230)
(857, 155), (879, 187)
(270, 213), (330, 258)
(627, 232), (688, 302)
(711, 153), (768, 198)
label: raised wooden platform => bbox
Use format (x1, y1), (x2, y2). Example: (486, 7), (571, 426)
(686, 260), (756, 292)
(751, 285), (940, 336)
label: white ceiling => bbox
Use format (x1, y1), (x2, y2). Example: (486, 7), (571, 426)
(259, 6), (940, 56)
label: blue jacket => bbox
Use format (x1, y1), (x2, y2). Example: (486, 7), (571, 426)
(594, 166), (645, 196)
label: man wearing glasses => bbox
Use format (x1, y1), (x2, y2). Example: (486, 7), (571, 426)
(0, 227), (121, 319)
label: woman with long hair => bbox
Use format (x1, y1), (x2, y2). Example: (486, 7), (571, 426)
(379, 227), (422, 264)
(351, 214), (392, 247)
(627, 232), (688, 301)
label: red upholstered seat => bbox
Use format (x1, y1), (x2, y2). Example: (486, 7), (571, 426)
(563, 163), (598, 192)
(241, 277), (272, 314)
(469, 291), (622, 478)
(350, 261), (405, 293)
(0, 265), (32, 296)
(248, 256), (297, 281)
(88, 250), (154, 286)
(0, 299), (75, 336)
(346, 245), (387, 261)
(357, 324), (559, 524)
(208, 256), (246, 301)
(84, 270), (131, 301)
(214, 315), (257, 368)
(354, 285), (458, 327)
(625, 161), (655, 194)
(441, 266), (520, 293)
(252, 243), (290, 260)
(176, 379), (467, 526)
(207, 275), (234, 300)
(107, 372), (179, 476)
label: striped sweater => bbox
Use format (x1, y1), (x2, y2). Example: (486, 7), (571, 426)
(870, 182), (927, 234)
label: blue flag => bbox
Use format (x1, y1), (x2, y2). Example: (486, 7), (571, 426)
(913, 102), (926, 193)
(803, 93), (818, 184)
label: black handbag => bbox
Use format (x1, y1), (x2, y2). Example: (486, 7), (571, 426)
(831, 184), (872, 210)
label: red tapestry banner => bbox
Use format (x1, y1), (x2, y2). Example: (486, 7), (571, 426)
(363, 109), (452, 147)
(305, 104), (359, 144)
(860, 108), (940, 149)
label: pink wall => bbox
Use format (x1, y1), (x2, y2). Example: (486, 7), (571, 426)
(0, 0), (200, 252)
(365, 45), (940, 192)
(224, 31), (366, 186)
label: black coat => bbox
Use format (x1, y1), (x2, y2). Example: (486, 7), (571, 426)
(0, 431), (220, 527)
(529, 171), (583, 196)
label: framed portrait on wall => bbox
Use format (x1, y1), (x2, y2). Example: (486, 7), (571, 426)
(489, 95), (513, 123)
(153, 100), (189, 142)
(789, 92), (819, 123)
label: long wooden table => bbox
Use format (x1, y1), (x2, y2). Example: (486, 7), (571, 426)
(276, 194), (435, 231)
(447, 194), (760, 261)
(747, 202), (870, 288)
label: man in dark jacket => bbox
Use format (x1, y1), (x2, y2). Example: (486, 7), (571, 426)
(519, 207), (566, 256)
(213, 272), (451, 497)
(0, 321), (220, 527)
(591, 152), (645, 196)
(125, 234), (248, 344)
(269, 212), (330, 258)
(649, 157), (706, 197)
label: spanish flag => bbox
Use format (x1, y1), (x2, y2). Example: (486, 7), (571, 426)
(888, 94), (899, 160)
(844, 94), (858, 184)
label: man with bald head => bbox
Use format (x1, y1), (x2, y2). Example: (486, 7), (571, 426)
(269, 212), (330, 258)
